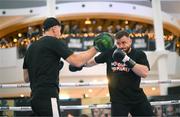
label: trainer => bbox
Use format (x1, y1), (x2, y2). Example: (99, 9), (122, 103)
(23, 17), (114, 116)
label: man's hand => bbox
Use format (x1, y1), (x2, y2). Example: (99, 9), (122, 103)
(112, 48), (136, 68)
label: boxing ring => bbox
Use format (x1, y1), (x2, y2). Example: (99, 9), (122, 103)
(0, 79), (180, 115)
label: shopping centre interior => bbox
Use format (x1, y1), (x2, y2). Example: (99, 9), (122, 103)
(0, 0), (180, 116)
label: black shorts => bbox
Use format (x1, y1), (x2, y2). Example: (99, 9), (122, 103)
(31, 97), (60, 116)
(111, 100), (154, 116)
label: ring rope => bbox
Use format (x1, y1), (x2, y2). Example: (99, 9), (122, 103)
(0, 79), (180, 88)
(0, 100), (180, 111)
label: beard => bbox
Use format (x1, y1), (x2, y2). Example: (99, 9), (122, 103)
(123, 46), (131, 53)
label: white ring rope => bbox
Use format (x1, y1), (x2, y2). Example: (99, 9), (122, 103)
(0, 100), (180, 111)
(0, 79), (180, 88)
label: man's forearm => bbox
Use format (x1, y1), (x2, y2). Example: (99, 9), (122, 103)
(85, 59), (98, 67)
(131, 64), (149, 78)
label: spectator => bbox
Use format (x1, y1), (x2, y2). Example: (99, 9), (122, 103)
(124, 25), (132, 34)
(95, 25), (103, 33)
(63, 24), (70, 34)
(166, 105), (176, 116)
(115, 24), (121, 33)
(153, 105), (166, 117)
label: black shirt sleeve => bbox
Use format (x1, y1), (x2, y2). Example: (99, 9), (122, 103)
(94, 51), (109, 63)
(53, 39), (74, 60)
(23, 51), (28, 69)
(136, 50), (150, 70)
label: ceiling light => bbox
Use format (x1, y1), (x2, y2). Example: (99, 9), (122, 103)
(18, 33), (22, 38)
(125, 20), (128, 24)
(151, 87), (156, 91)
(20, 94), (24, 97)
(85, 18), (91, 25)
(13, 38), (17, 43)
(88, 89), (93, 93)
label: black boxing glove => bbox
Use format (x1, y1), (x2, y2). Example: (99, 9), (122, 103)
(112, 48), (136, 68)
(58, 61), (64, 70)
(69, 65), (84, 72)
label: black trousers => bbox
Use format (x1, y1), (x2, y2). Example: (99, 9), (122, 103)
(111, 100), (154, 116)
(31, 97), (61, 116)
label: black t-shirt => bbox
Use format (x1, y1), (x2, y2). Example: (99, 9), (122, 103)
(95, 47), (150, 104)
(23, 36), (73, 99)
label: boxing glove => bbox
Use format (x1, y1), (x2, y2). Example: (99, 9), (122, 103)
(69, 65), (84, 72)
(112, 48), (136, 68)
(93, 32), (114, 52)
